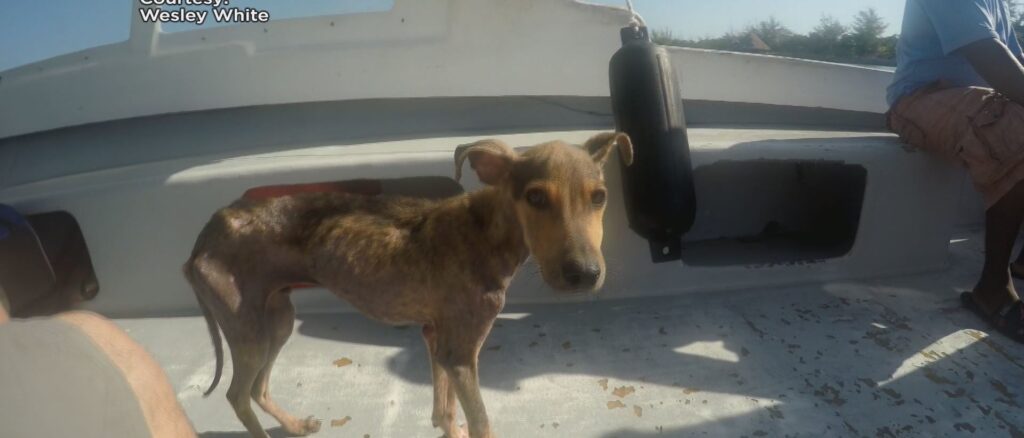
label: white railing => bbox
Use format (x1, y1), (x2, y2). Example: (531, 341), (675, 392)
(0, 0), (891, 140)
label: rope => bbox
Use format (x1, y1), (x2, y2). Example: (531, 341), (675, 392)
(625, 0), (647, 28)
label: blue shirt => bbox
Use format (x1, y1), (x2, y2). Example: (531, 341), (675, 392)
(887, 0), (1024, 106)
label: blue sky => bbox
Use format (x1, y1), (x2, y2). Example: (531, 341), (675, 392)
(0, 0), (905, 72)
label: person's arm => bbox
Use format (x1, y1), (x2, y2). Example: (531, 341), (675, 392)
(957, 38), (1024, 105)
(917, 0), (1024, 102)
(1009, 27), (1024, 65)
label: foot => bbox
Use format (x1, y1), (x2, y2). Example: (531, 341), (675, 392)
(439, 423), (469, 438)
(971, 275), (1019, 315)
(433, 411), (462, 438)
(282, 416), (321, 436)
(436, 421), (467, 438)
(1011, 261), (1024, 280)
(961, 292), (1024, 343)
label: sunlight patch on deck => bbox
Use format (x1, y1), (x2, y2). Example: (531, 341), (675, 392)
(175, 364), (217, 400)
(876, 329), (981, 387)
(672, 340), (741, 363)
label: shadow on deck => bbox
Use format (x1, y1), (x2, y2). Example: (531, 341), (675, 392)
(124, 233), (1024, 437)
(279, 236), (1023, 436)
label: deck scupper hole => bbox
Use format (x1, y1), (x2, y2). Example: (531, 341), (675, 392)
(681, 160), (867, 267)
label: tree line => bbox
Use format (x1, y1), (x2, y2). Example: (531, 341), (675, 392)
(652, 8), (896, 66)
(654, 3), (1024, 67)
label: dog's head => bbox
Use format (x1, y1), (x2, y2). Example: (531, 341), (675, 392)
(455, 132), (633, 292)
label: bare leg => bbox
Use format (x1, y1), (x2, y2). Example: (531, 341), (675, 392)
(974, 181), (1024, 314)
(58, 311), (197, 438)
(1011, 231), (1024, 278)
(422, 325), (464, 438)
(252, 291), (321, 436)
(0, 286), (9, 324)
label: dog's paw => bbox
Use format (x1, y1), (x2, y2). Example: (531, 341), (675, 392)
(445, 423), (469, 438)
(286, 416), (321, 436)
(304, 416), (323, 434)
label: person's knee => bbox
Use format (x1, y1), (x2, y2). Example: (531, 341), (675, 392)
(56, 311), (196, 438)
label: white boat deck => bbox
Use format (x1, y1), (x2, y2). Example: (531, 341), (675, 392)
(4, 2), (1000, 437)
(115, 230), (1024, 438)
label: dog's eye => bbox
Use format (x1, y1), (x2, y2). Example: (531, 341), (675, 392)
(591, 190), (607, 206)
(525, 189), (548, 208)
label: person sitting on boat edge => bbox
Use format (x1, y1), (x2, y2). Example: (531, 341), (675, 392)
(887, 0), (1024, 342)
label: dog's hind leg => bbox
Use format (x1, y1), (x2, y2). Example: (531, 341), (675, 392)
(222, 323), (273, 438)
(422, 324), (465, 438)
(187, 256), (273, 437)
(251, 290), (321, 436)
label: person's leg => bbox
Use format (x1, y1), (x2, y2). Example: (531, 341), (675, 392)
(891, 86), (1024, 339)
(57, 311), (197, 438)
(974, 180), (1024, 314)
(0, 287), (9, 324)
(1011, 238), (1024, 278)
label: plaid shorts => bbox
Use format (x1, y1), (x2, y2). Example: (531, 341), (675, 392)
(888, 83), (1024, 208)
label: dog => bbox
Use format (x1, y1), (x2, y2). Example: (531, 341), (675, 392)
(183, 132), (633, 438)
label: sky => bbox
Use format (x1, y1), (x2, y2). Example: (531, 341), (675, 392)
(0, 0), (906, 72)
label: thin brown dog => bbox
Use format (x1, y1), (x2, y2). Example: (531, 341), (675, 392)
(183, 132), (633, 438)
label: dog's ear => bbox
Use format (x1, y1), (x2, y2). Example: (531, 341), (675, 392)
(584, 132), (633, 167)
(454, 139), (517, 185)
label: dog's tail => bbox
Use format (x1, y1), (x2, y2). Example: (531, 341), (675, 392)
(196, 294), (224, 397)
(185, 259), (225, 398)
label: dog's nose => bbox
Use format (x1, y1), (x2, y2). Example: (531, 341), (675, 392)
(562, 260), (601, 288)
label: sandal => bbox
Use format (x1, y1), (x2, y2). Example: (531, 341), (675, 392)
(960, 291), (1024, 343)
(1011, 262), (1024, 281)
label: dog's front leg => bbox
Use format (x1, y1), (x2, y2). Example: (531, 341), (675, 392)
(422, 324), (464, 438)
(436, 321), (495, 438)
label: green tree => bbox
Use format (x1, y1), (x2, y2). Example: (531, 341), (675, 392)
(809, 15), (847, 57)
(811, 15), (847, 42)
(849, 8), (887, 57)
(649, 11), (896, 67)
(878, 35), (899, 60)
(652, 28), (679, 46)
(748, 16), (793, 48)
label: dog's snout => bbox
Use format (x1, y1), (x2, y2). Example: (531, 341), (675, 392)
(561, 260), (601, 288)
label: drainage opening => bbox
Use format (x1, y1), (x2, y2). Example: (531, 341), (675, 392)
(0, 210), (99, 317)
(681, 160), (866, 267)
